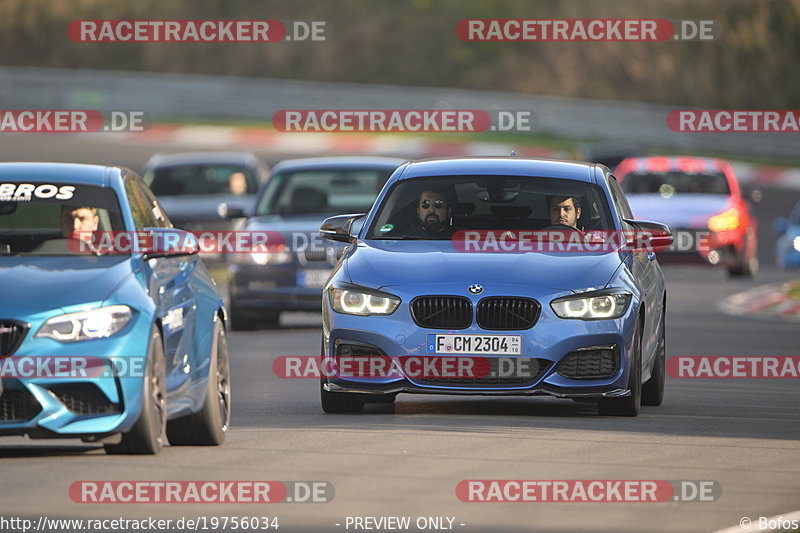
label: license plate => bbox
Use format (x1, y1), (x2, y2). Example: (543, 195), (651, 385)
(427, 334), (522, 355)
(297, 269), (331, 288)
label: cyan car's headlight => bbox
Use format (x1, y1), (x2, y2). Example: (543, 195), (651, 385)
(551, 291), (632, 320)
(329, 286), (400, 316)
(36, 305), (133, 342)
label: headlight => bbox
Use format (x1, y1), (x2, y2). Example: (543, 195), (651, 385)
(231, 244), (293, 265)
(793, 236), (800, 252)
(551, 291), (631, 320)
(329, 287), (400, 316)
(707, 208), (740, 232)
(36, 305), (133, 342)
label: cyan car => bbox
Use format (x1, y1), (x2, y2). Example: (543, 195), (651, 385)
(774, 201), (800, 269)
(223, 156), (404, 330)
(319, 157), (670, 416)
(0, 163), (230, 454)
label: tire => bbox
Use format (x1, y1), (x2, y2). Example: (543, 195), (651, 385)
(728, 242), (758, 278)
(365, 394), (397, 404)
(167, 319), (231, 446)
(642, 308), (666, 407)
(105, 326), (167, 455)
(320, 380), (365, 413)
(598, 319), (642, 417)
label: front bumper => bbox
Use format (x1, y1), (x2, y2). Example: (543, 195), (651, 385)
(322, 283), (639, 399)
(230, 263), (331, 312)
(0, 312), (152, 439)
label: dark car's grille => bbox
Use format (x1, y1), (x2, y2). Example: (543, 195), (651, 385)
(557, 346), (618, 379)
(0, 389), (42, 421)
(48, 384), (121, 416)
(477, 297), (541, 330)
(415, 358), (552, 388)
(410, 296), (472, 329)
(0, 321), (28, 356)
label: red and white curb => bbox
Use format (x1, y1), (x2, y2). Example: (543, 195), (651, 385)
(719, 281), (800, 322)
(94, 124), (800, 189)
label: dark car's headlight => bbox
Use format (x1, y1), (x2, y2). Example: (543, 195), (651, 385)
(551, 290), (632, 320)
(329, 286), (400, 316)
(36, 305), (133, 342)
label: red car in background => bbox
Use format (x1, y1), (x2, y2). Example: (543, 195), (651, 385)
(615, 156), (758, 277)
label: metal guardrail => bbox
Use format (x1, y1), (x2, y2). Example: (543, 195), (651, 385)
(0, 66), (796, 158)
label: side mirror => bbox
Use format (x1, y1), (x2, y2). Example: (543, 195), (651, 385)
(622, 219), (674, 251)
(320, 214), (366, 244)
(218, 202), (247, 220)
(142, 228), (199, 258)
(774, 217), (788, 235)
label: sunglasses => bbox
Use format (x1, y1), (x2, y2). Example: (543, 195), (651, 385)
(419, 199), (447, 209)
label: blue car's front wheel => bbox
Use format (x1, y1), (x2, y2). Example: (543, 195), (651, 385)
(105, 326), (167, 454)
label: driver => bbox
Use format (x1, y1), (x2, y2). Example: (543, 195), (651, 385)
(60, 205), (99, 241)
(415, 189), (453, 235)
(547, 195), (582, 229)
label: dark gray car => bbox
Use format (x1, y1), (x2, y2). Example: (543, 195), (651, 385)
(143, 151), (269, 232)
(223, 156), (404, 330)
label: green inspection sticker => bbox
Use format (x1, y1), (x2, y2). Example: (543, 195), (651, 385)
(379, 224), (394, 233)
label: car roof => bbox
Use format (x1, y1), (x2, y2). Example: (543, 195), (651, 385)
(617, 156), (730, 175)
(271, 156), (407, 173)
(396, 157), (598, 182)
(0, 162), (119, 187)
(146, 151), (259, 168)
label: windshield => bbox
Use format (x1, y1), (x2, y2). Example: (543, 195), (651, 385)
(366, 176), (615, 240)
(255, 167), (394, 216)
(0, 183), (126, 256)
(621, 171), (731, 196)
(145, 164), (258, 196)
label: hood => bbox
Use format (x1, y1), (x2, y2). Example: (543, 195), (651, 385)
(0, 256), (133, 316)
(626, 193), (731, 229)
(346, 240), (622, 291)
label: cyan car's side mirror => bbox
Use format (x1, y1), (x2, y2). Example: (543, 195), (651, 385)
(320, 214), (366, 244)
(142, 228), (199, 258)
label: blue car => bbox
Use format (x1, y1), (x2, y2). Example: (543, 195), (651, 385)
(319, 157), (670, 416)
(774, 201), (800, 269)
(0, 163), (230, 454)
(222, 156), (404, 330)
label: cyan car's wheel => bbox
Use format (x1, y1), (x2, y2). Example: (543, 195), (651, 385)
(167, 319), (231, 445)
(105, 326), (167, 455)
(598, 320), (642, 417)
(642, 309), (666, 407)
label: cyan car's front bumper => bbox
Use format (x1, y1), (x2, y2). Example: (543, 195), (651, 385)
(0, 310), (152, 440)
(322, 282), (638, 399)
